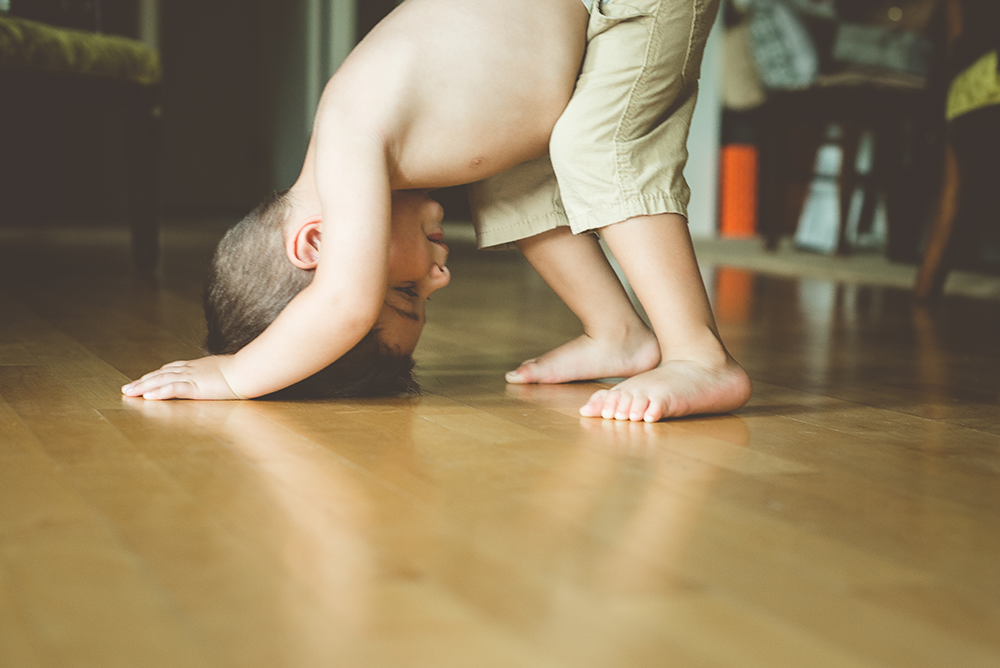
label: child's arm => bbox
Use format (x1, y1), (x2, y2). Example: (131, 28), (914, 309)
(123, 119), (393, 400)
(223, 125), (393, 398)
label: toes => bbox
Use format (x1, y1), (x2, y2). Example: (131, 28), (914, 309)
(614, 394), (634, 421)
(580, 389), (610, 418)
(643, 398), (668, 423)
(582, 389), (645, 421)
(599, 391), (623, 420)
(506, 359), (540, 384)
(628, 396), (650, 422)
(582, 385), (672, 422)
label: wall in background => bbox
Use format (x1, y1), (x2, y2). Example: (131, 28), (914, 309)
(270, 0), (397, 191)
(686, 6), (724, 239)
(158, 0), (392, 216)
(158, 0), (276, 217)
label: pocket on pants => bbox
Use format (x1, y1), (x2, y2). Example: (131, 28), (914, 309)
(587, 0), (655, 39)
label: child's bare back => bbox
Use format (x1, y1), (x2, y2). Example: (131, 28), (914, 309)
(324, 0), (588, 191)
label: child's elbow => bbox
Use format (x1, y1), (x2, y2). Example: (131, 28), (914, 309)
(326, 291), (385, 335)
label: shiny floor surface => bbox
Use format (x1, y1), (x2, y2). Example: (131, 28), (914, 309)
(1, 223), (999, 668)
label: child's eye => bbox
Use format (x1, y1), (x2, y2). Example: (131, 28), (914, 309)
(395, 286), (419, 298)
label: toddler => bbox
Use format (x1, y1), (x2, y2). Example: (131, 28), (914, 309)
(123, 0), (752, 421)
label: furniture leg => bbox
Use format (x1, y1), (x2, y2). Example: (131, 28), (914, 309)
(836, 121), (862, 255)
(126, 95), (161, 276)
(914, 140), (960, 299)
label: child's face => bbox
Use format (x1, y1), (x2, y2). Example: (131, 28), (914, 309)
(379, 190), (451, 355)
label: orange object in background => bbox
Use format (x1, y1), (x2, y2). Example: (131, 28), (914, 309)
(719, 144), (759, 238)
(714, 267), (756, 325)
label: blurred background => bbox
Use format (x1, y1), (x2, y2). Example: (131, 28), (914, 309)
(1, 0), (399, 223)
(1, 0), (997, 280)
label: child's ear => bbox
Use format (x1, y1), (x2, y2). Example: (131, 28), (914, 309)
(287, 218), (322, 269)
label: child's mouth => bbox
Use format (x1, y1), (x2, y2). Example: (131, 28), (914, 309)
(428, 231), (448, 252)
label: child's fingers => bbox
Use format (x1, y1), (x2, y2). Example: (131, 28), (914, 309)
(122, 356), (238, 401)
(123, 376), (195, 400)
(139, 381), (197, 401)
(122, 367), (188, 397)
(121, 377), (164, 397)
(125, 361), (189, 388)
(159, 360), (194, 371)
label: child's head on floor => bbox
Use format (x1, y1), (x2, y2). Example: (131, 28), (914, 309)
(202, 188), (451, 398)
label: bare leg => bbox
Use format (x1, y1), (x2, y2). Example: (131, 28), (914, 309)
(507, 226), (661, 384)
(580, 214), (752, 422)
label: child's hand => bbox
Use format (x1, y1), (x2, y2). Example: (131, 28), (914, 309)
(121, 356), (244, 401)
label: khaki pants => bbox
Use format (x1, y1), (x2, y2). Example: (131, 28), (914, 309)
(469, 0), (719, 249)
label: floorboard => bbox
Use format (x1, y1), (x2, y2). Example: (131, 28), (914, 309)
(0, 220), (998, 667)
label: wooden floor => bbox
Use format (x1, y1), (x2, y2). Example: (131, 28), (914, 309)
(1, 221), (999, 668)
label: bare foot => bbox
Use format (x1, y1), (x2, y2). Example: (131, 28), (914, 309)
(505, 328), (661, 385)
(579, 358), (752, 422)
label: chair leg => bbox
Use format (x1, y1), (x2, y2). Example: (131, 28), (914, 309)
(858, 125), (893, 239)
(759, 109), (824, 250)
(758, 103), (782, 250)
(914, 140), (960, 300)
(126, 95), (161, 276)
(836, 122), (862, 255)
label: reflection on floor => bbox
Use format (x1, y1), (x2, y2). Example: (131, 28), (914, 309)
(694, 236), (1000, 301)
(1, 221), (999, 668)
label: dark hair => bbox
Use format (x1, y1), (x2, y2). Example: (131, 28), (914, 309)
(204, 189), (420, 398)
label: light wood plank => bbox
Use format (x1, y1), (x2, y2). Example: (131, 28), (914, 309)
(0, 550), (45, 668)
(1, 223), (999, 667)
(0, 393), (212, 668)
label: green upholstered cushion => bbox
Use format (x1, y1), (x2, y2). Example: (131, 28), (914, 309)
(0, 16), (160, 84)
(947, 50), (1000, 121)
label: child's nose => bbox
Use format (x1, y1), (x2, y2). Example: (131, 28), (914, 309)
(429, 264), (450, 290)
